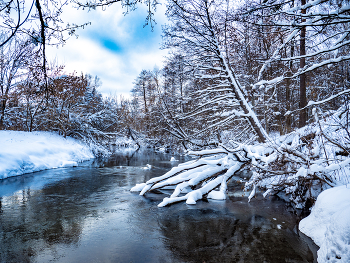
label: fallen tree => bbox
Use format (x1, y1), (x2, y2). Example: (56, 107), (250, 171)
(132, 106), (350, 208)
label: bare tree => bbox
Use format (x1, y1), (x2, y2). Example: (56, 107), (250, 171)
(0, 36), (34, 129)
(163, 0), (269, 143)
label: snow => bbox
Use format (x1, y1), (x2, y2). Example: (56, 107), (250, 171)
(170, 157), (178, 162)
(0, 131), (94, 179)
(142, 164), (152, 170)
(130, 183), (147, 192)
(248, 184), (256, 202)
(207, 190), (226, 200)
(150, 161), (243, 207)
(299, 184), (350, 263)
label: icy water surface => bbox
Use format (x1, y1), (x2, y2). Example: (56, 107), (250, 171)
(0, 150), (318, 262)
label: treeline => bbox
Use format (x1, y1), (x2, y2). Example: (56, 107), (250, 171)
(129, 53), (350, 149)
(0, 37), (127, 152)
(2, 0), (350, 155)
(128, 0), (350, 150)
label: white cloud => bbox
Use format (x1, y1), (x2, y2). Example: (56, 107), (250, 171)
(46, 2), (169, 98)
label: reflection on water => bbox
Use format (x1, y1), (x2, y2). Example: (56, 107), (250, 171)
(159, 207), (314, 262)
(0, 150), (318, 262)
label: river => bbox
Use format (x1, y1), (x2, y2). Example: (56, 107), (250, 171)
(0, 149), (318, 263)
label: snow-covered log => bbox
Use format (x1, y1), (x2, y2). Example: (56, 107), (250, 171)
(132, 106), (350, 208)
(131, 148), (248, 206)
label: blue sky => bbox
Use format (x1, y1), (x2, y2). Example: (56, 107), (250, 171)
(47, 2), (168, 98)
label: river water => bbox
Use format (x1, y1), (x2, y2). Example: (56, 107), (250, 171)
(0, 150), (318, 263)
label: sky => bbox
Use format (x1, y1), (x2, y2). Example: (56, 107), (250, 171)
(47, 2), (169, 98)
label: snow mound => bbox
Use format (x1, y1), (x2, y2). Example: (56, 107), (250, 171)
(0, 131), (94, 179)
(170, 157), (178, 162)
(142, 164), (152, 170)
(299, 185), (350, 263)
(130, 183), (147, 192)
(207, 190), (226, 200)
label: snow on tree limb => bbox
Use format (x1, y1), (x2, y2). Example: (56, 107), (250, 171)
(285, 89), (350, 117)
(132, 106), (350, 207)
(131, 150), (245, 207)
(255, 55), (350, 89)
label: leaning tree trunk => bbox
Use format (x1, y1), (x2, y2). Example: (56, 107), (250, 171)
(220, 54), (269, 143)
(205, 7), (269, 143)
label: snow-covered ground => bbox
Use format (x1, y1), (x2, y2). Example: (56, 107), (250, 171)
(300, 184), (350, 263)
(0, 131), (94, 179)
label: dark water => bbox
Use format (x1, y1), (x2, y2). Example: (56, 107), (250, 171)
(0, 150), (318, 263)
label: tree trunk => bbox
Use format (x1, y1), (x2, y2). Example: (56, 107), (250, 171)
(142, 82), (148, 114)
(286, 77), (292, 133)
(299, 0), (307, 128)
(0, 93), (8, 130)
(286, 42), (294, 133)
(204, 0), (269, 143)
(223, 57), (269, 143)
(0, 99), (4, 129)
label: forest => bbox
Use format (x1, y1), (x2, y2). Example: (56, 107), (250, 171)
(1, 0), (350, 210)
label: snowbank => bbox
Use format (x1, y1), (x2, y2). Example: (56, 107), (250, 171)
(299, 185), (350, 263)
(0, 131), (94, 179)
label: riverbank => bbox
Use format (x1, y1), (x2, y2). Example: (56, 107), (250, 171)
(0, 131), (94, 179)
(300, 184), (350, 263)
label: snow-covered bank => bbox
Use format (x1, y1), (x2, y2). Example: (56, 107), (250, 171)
(0, 131), (94, 179)
(299, 185), (350, 263)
